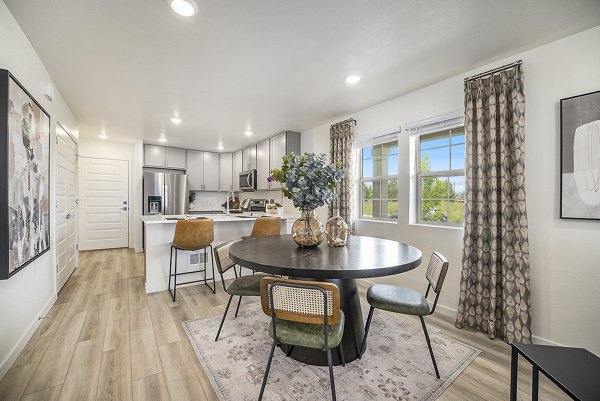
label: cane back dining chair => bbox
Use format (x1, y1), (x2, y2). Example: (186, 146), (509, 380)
(258, 277), (345, 401)
(360, 251), (449, 379)
(169, 219), (216, 302)
(241, 216), (281, 240)
(213, 240), (273, 341)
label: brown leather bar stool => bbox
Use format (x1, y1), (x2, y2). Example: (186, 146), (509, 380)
(169, 219), (216, 301)
(241, 216), (281, 240)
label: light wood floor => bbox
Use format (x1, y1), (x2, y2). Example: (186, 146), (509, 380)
(0, 248), (569, 401)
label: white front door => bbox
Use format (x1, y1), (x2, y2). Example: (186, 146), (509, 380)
(78, 157), (129, 250)
(56, 125), (78, 290)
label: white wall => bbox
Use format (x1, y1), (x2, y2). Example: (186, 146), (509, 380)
(0, 2), (79, 378)
(302, 26), (600, 354)
(78, 139), (136, 250)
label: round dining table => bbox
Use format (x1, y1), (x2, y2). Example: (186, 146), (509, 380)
(229, 234), (422, 366)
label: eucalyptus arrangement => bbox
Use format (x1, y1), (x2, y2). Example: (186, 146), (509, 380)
(269, 153), (345, 247)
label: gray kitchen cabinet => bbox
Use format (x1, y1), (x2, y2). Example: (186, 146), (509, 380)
(256, 139), (270, 190)
(269, 131), (301, 190)
(233, 150), (243, 191)
(242, 144), (257, 171)
(219, 153), (233, 192)
(144, 144), (166, 167)
(165, 147), (186, 169)
(186, 150), (205, 190)
(203, 151), (220, 191)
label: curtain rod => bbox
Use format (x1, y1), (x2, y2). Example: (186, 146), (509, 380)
(331, 118), (356, 128)
(464, 60), (522, 82)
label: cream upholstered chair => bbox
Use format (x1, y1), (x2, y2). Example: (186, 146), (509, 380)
(241, 216), (281, 240)
(168, 219), (216, 301)
(258, 277), (344, 401)
(213, 240), (273, 341)
(359, 252), (449, 379)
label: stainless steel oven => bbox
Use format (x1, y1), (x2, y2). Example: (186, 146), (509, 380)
(239, 169), (256, 191)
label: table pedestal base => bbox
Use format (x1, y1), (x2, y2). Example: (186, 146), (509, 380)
(284, 278), (365, 366)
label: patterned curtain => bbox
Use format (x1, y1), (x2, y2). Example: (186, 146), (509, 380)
(329, 120), (355, 228)
(455, 65), (532, 344)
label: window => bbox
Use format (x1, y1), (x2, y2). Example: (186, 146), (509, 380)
(360, 140), (398, 220)
(416, 127), (465, 225)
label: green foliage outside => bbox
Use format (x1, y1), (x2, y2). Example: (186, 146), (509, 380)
(420, 156), (464, 223)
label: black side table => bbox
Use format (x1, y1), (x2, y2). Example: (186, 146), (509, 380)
(510, 343), (600, 401)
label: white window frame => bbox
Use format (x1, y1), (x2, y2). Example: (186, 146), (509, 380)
(357, 129), (400, 222)
(415, 127), (465, 227)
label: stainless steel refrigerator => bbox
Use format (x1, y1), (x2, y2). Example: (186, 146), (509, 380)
(143, 172), (189, 215)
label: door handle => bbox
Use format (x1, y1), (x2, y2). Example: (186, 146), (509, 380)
(122, 207), (128, 211)
(65, 213), (71, 219)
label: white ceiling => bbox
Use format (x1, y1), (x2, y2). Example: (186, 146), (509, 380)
(5, 0), (600, 151)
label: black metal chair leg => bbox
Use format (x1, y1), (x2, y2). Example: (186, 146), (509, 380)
(172, 248), (178, 302)
(234, 296), (243, 317)
(359, 306), (375, 358)
(326, 348), (337, 401)
(258, 340), (277, 401)
(209, 245), (216, 293)
(419, 316), (440, 379)
(168, 246), (173, 300)
(215, 295), (233, 341)
(337, 343), (345, 367)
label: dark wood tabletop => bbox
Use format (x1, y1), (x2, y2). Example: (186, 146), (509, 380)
(229, 234), (422, 279)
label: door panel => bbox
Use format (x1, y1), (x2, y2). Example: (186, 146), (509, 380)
(78, 157), (129, 250)
(186, 150), (204, 190)
(203, 151), (220, 191)
(256, 139), (270, 190)
(56, 126), (78, 291)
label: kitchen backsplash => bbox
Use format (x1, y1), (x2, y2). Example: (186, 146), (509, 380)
(189, 190), (297, 216)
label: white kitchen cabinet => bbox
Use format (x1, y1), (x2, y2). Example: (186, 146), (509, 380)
(242, 144), (257, 171)
(144, 145), (166, 167)
(165, 147), (186, 169)
(269, 131), (301, 190)
(233, 150), (243, 191)
(219, 153), (233, 192)
(256, 139), (270, 190)
(186, 150), (205, 190)
(203, 151), (220, 191)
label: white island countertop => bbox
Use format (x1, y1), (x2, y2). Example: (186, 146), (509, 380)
(142, 212), (297, 293)
(142, 213), (298, 225)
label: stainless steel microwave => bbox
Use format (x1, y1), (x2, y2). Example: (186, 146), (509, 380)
(239, 169), (257, 191)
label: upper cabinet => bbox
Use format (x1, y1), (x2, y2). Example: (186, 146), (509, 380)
(256, 139), (270, 190)
(242, 144), (256, 171)
(269, 131), (301, 190)
(232, 150), (243, 192)
(219, 153), (233, 192)
(144, 145), (186, 169)
(186, 150), (220, 191)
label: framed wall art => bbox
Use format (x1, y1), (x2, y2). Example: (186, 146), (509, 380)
(0, 69), (51, 279)
(560, 90), (600, 220)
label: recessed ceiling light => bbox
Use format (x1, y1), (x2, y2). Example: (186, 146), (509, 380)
(345, 75), (361, 84)
(217, 143), (224, 150)
(99, 134), (108, 140)
(170, 117), (182, 124)
(158, 137), (168, 143)
(244, 130), (253, 136)
(168, 0), (198, 17)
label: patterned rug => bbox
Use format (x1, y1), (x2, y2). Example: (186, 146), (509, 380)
(182, 303), (480, 401)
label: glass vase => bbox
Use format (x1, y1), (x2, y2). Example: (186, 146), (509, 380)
(291, 209), (325, 247)
(325, 210), (348, 247)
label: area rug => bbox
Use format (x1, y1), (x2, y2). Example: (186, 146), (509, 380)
(182, 303), (480, 401)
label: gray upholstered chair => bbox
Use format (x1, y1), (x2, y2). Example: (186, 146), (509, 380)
(258, 277), (345, 401)
(213, 240), (272, 341)
(360, 251), (449, 379)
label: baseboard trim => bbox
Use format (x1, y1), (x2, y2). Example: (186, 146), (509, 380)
(532, 334), (564, 347)
(0, 294), (57, 380)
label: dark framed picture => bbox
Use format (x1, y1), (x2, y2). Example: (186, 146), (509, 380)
(0, 69), (51, 279)
(560, 90), (600, 220)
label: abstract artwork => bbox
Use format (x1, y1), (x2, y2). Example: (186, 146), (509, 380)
(560, 90), (600, 220)
(0, 70), (51, 279)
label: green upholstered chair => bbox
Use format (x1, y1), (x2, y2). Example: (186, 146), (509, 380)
(258, 277), (344, 401)
(213, 240), (272, 341)
(360, 251), (449, 379)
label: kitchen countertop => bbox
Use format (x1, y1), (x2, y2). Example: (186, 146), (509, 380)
(142, 213), (298, 225)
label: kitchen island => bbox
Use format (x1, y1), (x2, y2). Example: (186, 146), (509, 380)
(142, 213), (296, 293)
